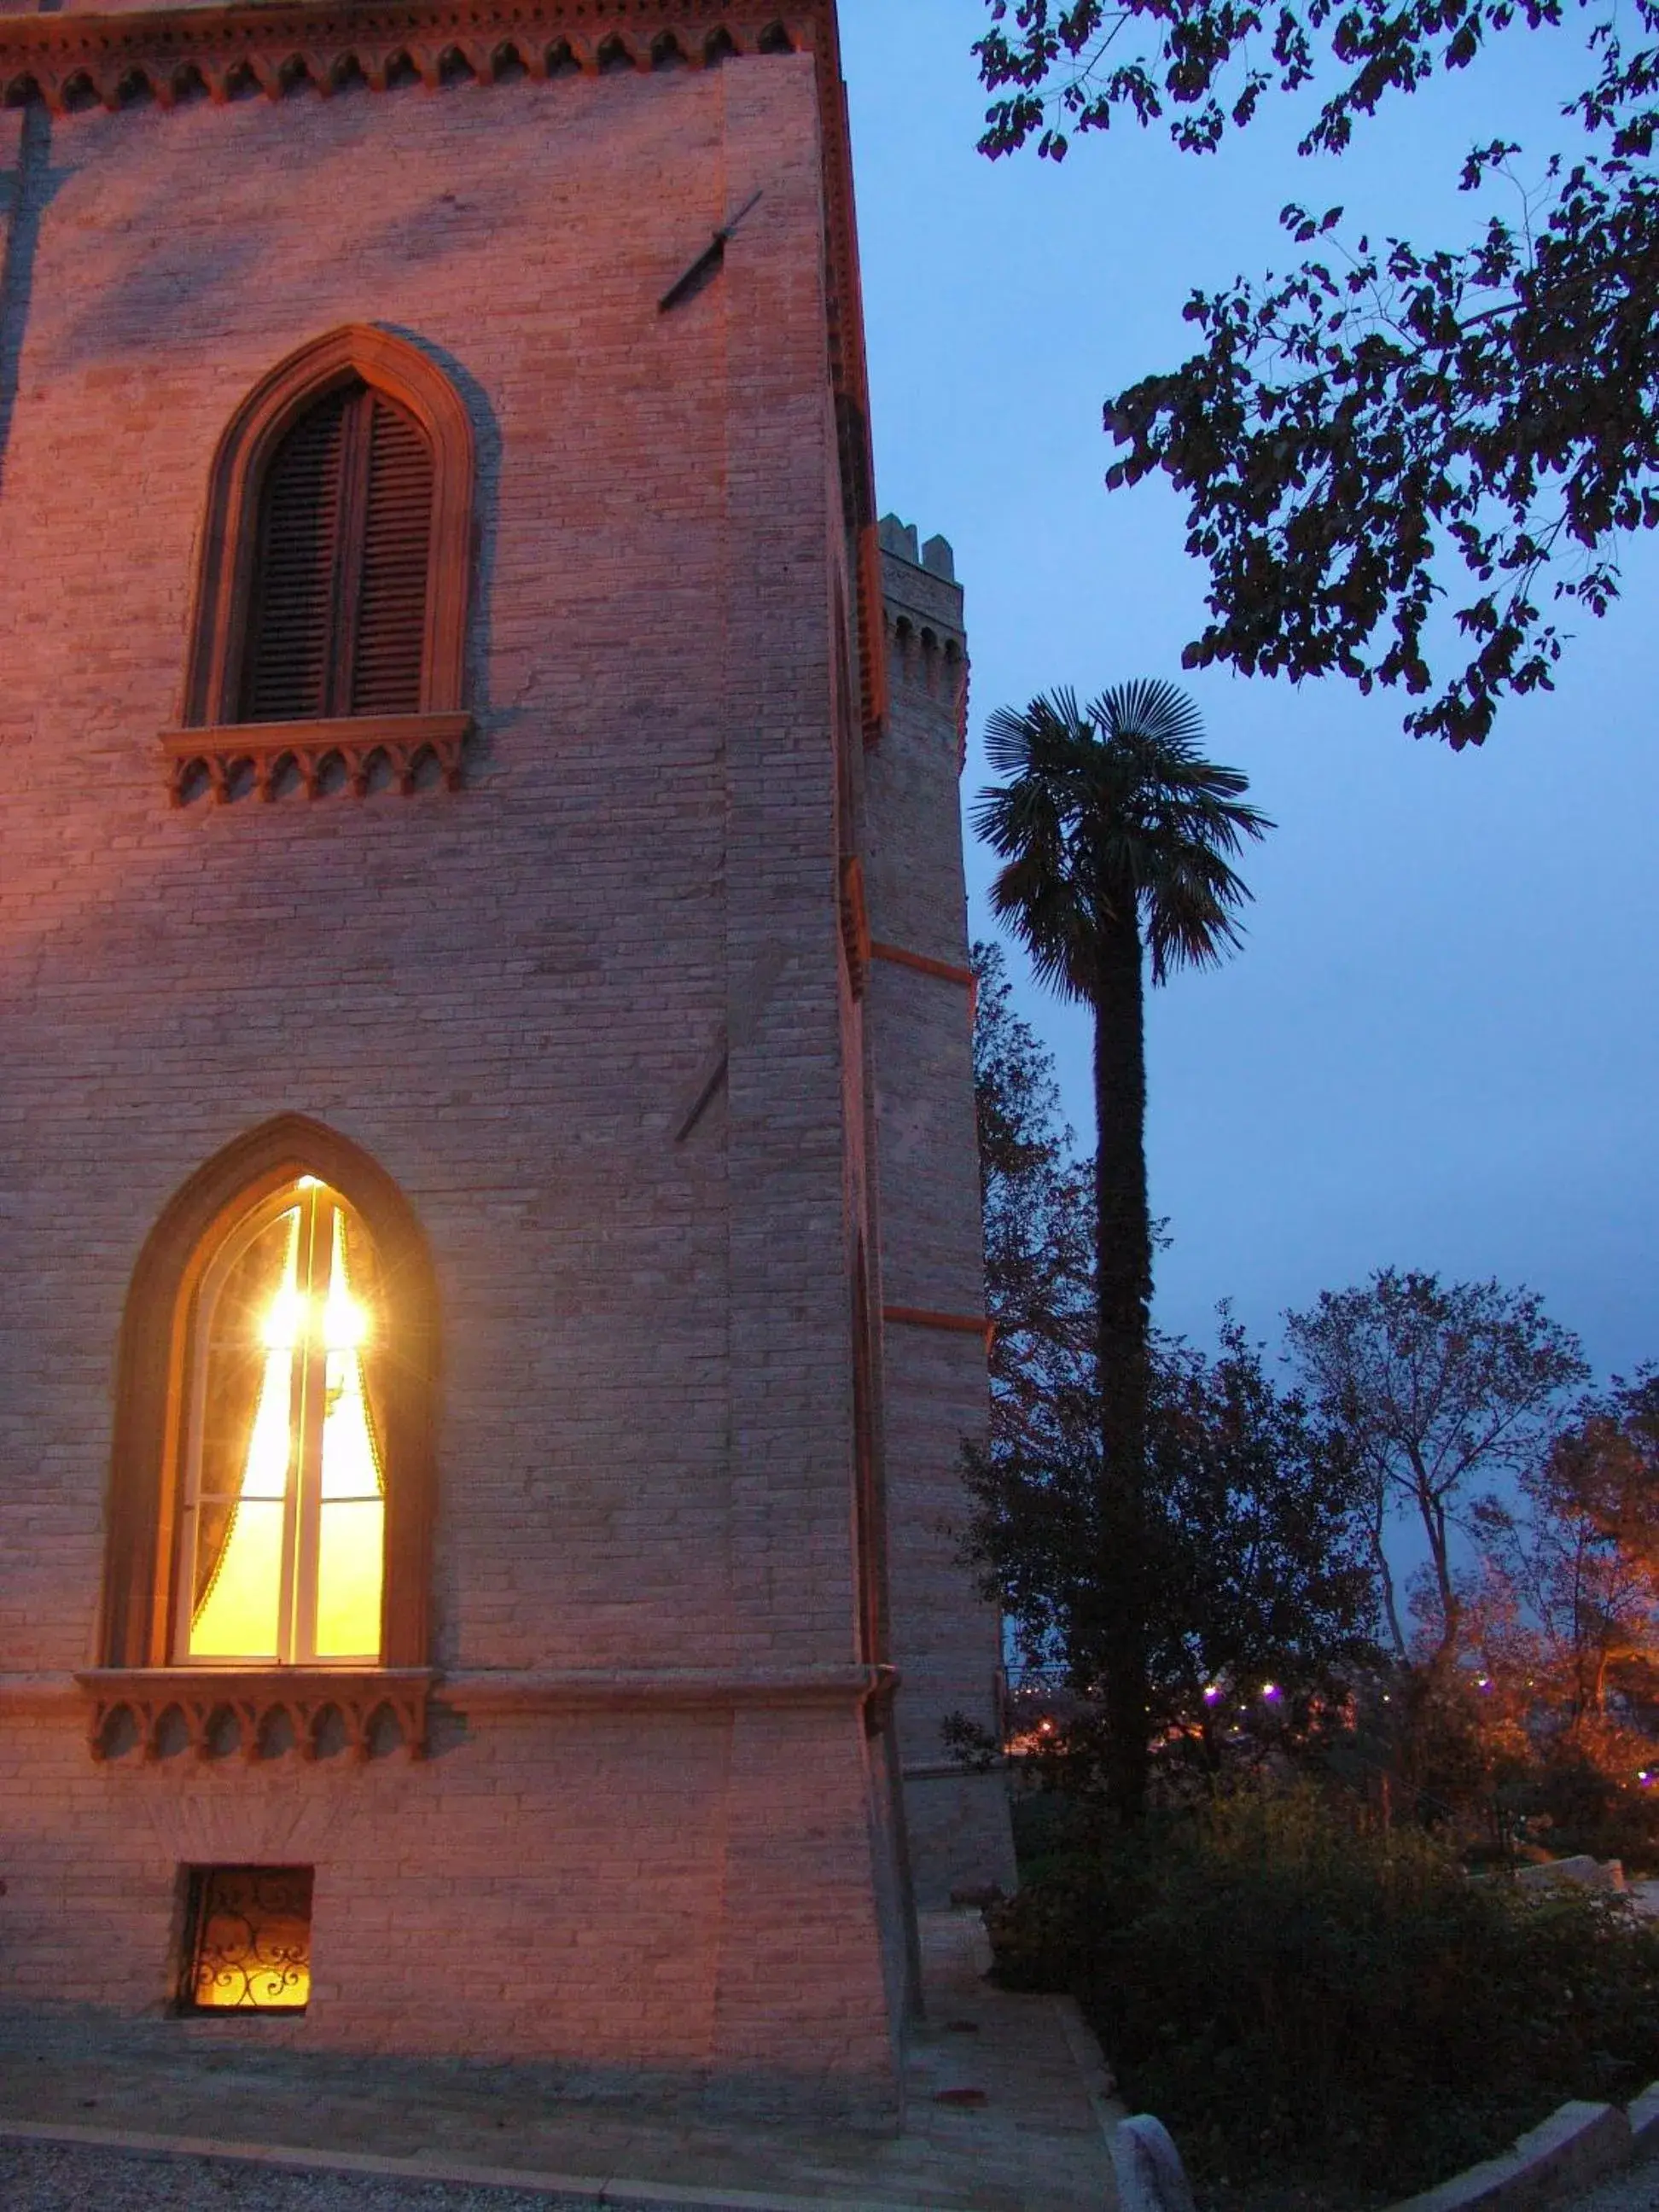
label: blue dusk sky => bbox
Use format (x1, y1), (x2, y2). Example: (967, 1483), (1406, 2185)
(840, 0), (1658, 1385)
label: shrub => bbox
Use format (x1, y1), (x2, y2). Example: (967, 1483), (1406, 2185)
(987, 1784), (1659, 2202)
(1518, 1747), (1659, 1874)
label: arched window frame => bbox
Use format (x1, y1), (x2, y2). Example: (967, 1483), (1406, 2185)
(173, 1176), (392, 1670)
(92, 1119), (439, 1739)
(169, 328), (475, 802)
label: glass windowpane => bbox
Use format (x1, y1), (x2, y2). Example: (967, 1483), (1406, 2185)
(311, 1208), (385, 1658)
(179, 1187), (388, 1667)
(189, 1208), (300, 1659)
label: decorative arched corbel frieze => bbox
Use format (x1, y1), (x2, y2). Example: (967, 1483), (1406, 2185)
(82, 1674), (433, 1764)
(163, 719), (469, 807)
(0, 5), (816, 119)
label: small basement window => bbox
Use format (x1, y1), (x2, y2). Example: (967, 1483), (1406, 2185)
(183, 1866), (314, 2011)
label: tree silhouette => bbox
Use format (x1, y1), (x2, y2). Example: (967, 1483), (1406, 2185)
(975, 680), (1271, 1811)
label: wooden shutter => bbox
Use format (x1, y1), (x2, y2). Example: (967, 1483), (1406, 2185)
(241, 388), (349, 723)
(240, 382), (434, 724)
(350, 398), (434, 716)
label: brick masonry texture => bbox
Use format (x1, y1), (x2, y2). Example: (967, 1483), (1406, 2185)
(865, 538), (1016, 1906)
(0, 27), (1010, 2099)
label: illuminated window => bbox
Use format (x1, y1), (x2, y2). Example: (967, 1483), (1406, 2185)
(99, 1115), (438, 1701)
(183, 1866), (313, 2012)
(176, 1178), (387, 1666)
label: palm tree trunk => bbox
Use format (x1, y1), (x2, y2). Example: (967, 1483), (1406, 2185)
(1091, 890), (1154, 1820)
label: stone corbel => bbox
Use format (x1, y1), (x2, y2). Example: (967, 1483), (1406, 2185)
(78, 1668), (434, 1763)
(162, 712), (471, 806)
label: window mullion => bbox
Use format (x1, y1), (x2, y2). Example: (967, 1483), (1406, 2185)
(326, 389), (373, 719)
(172, 1304), (214, 1665)
(275, 1292), (304, 1667)
(289, 1188), (329, 1665)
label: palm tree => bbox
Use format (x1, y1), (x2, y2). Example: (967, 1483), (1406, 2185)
(975, 682), (1272, 1816)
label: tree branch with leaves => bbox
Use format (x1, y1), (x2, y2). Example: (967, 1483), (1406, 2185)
(1285, 1268), (1590, 1671)
(977, 0), (1659, 745)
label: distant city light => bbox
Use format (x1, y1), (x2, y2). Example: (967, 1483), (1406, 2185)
(1261, 1682), (1280, 1701)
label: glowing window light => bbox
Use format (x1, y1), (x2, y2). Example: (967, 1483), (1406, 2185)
(189, 1208), (300, 1661)
(187, 1866), (312, 2011)
(323, 1291), (370, 1352)
(263, 1286), (306, 1352)
(313, 1207), (384, 1660)
(182, 1183), (385, 1668)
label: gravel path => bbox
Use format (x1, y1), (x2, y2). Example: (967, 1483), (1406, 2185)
(0, 2142), (721, 2211)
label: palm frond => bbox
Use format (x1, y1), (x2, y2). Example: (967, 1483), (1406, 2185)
(983, 689), (1091, 780)
(975, 678), (1274, 993)
(1092, 679), (1206, 756)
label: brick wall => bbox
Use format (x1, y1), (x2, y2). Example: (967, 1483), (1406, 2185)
(0, 1694), (897, 2104)
(864, 525), (1017, 1904)
(0, 47), (911, 2103)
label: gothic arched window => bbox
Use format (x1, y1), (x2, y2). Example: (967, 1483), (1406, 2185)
(241, 381), (434, 726)
(170, 328), (475, 801)
(96, 1118), (438, 1710)
(178, 1177), (389, 1666)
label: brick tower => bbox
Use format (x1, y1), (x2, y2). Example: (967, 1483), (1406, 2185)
(0, 0), (1011, 2112)
(867, 517), (1016, 1905)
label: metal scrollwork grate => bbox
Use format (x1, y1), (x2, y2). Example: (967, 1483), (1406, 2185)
(185, 1866), (314, 2011)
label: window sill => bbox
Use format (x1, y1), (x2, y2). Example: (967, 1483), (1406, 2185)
(77, 1667), (434, 1764)
(160, 712), (472, 806)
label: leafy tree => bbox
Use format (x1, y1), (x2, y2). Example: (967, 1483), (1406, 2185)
(1285, 1268), (1589, 1669)
(972, 688), (1272, 1811)
(1550, 1367), (1659, 1586)
(975, 0), (1659, 746)
(1147, 1315), (1380, 1761)
(1404, 1370), (1659, 1859)
(961, 1308), (1379, 1779)
(1465, 1451), (1657, 1732)
(1475, 1367), (1659, 1732)
(963, 939), (1101, 1707)
(972, 940), (1097, 1452)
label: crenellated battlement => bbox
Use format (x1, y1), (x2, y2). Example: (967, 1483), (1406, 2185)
(879, 511), (964, 637)
(879, 512), (969, 765)
(876, 513), (954, 581)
